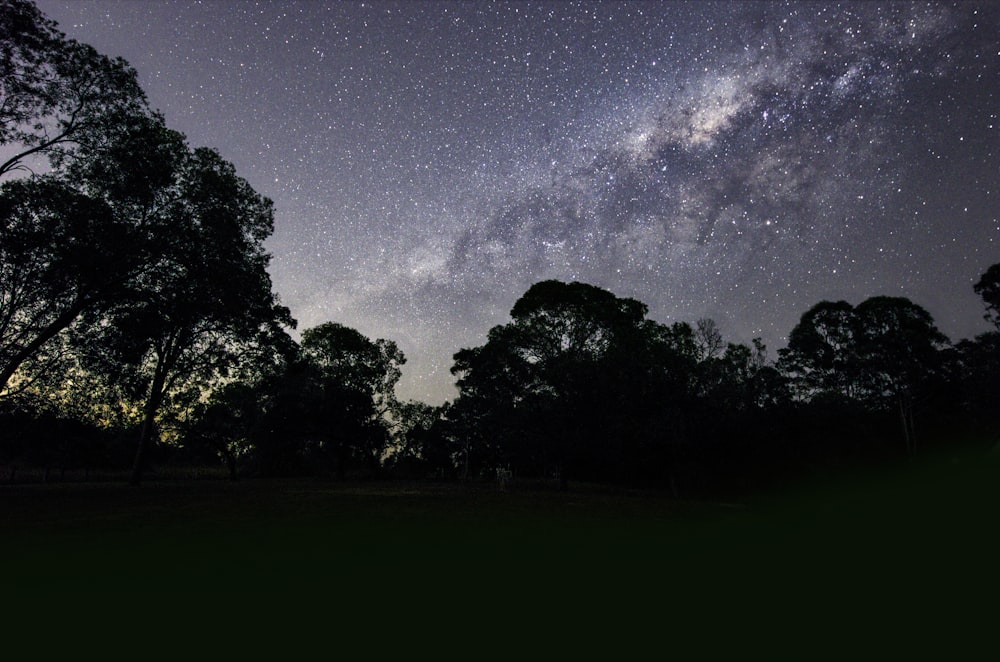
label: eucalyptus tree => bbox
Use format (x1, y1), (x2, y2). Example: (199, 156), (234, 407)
(854, 296), (949, 454)
(0, 178), (117, 395)
(84, 145), (293, 485)
(779, 297), (947, 454)
(0, 0), (148, 180)
(778, 300), (861, 400)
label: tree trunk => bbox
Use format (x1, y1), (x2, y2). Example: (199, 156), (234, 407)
(898, 393), (916, 457)
(130, 357), (169, 486)
(226, 453), (238, 480)
(336, 441), (347, 481)
(461, 443), (470, 482)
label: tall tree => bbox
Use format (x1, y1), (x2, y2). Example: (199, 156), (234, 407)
(0, 115), (187, 398)
(77, 144), (292, 485)
(779, 297), (947, 454)
(854, 296), (949, 454)
(0, 16), (181, 397)
(0, 177), (118, 395)
(778, 300), (860, 400)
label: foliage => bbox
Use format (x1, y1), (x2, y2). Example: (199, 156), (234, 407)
(974, 263), (1000, 331)
(0, 0), (148, 179)
(779, 296), (949, 454)
(451, 280), (719, 487)
(180, 323), (405, 479)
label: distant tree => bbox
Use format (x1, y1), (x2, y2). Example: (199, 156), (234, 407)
(701, 339), (784, 412)
(0, 0), (148, 179)
(854, 297), (949, 454)
(961, 264), (1000, 439)
(385, 400), (451, 478)
(778, 300), (860, 400)
(176, 322), (295, 478)
(951, 332), (1000, 440)
(694, 318), (724, 360)
(184, 382), (262, 479)
(451, 280), (651, 488)
(779, 297), (947, 455)
(973, 263), (1000, 331)
(243, 357), (327, 477)
(299, 322), (405, 477)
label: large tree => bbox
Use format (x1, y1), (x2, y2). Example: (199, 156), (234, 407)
(74, 142), (292, 484)
(0, 177), (119, 395)
(778, 300), (861, 400)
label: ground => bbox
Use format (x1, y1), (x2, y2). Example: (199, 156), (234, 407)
(1, 451), (996, 653)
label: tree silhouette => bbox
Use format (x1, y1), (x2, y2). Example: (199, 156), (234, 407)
(0, 112), (185, 398)
(299, 322), (405, 478)
(384, 400), (449, 478)
(0, 178), (120, 395)
(452, 280), (654, 488)
(779, 297), (947, 455)
(973, 263), (1000, 331)
(694, 317), (724, 360)
(778, 300), (860, 400)
(0, 0), (148, 180)
(71, 141), (293, 485)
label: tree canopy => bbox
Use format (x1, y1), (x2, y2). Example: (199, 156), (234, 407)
(0, 0), (148, 179)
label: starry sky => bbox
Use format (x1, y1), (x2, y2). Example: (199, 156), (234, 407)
(34, 1), (1000, 404)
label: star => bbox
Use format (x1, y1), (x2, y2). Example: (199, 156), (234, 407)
(34, 0), (1000, 404)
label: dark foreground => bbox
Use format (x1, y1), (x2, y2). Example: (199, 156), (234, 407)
(2, 450), (997, 653)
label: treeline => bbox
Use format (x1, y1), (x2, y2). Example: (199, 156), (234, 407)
(435, 276), (1000, 494)
(2, 0), (999, 493)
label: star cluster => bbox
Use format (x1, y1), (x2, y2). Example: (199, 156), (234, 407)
(36, 1), (1000, 403)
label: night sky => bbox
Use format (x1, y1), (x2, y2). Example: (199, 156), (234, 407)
(34, 1), (1000, 404)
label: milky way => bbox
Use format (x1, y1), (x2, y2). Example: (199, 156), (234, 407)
(35, 1), (1000, 403)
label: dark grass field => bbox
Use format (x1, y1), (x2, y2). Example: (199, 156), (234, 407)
(2, 449), (997, 652)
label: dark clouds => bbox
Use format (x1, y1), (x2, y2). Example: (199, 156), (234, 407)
(36, 1), (1000, 403)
